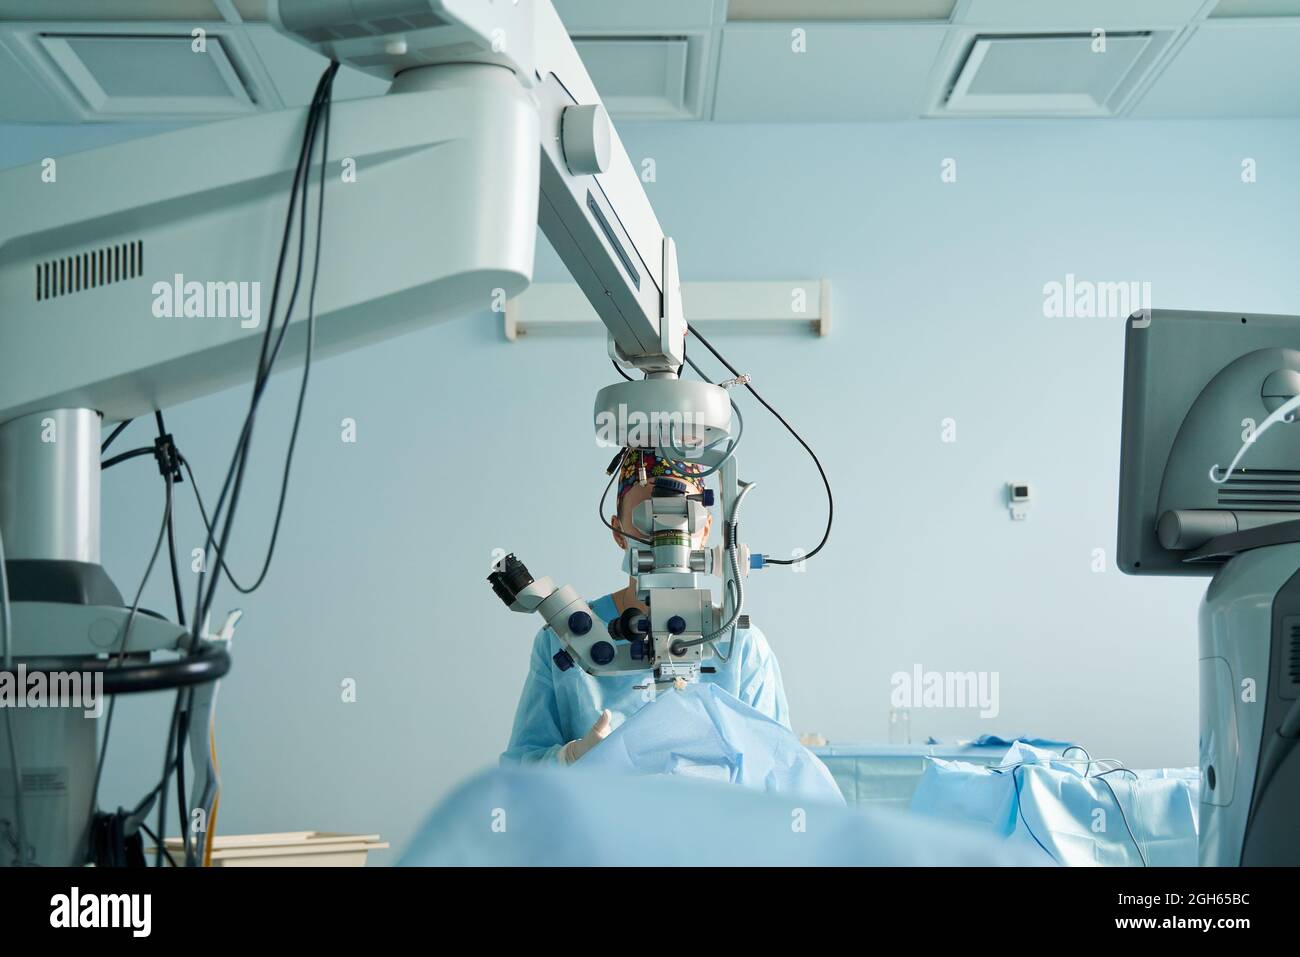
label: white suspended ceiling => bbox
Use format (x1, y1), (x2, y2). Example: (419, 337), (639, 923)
(0, 0), (1297, 122)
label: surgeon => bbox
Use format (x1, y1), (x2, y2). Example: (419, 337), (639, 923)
(501, 450), (791, 766)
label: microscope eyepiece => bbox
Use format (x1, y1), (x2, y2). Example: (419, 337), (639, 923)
(487, 553), (534, 606)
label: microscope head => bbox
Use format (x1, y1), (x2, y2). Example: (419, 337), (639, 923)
(594, 377), (733, 468)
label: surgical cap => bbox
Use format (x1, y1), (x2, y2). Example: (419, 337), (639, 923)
(616, 449), (705, 508)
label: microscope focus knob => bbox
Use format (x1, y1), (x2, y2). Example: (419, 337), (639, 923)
(667, 615), (686, 635)
(553, 650), (575, 672)
(568, 611), (593, 636)
(561, 104), (611, 176)
(590, 641), (616, 666)
(636, 618), (650, 633)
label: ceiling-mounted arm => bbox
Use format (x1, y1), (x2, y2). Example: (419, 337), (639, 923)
(270, 0), (686, 376)
(528, 1), (684, 375)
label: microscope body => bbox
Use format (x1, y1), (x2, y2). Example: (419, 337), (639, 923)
(489, 476), (748, 688)
(619, 483), (720, 684)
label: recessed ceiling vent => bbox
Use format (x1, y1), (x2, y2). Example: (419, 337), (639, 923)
(941, 33), (1156, 117)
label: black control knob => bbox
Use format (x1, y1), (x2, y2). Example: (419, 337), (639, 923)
(667, 615), (686, 635)
(568, 611), (592, 636)
(590, 641), (616, 666)
(553, 649), (575, 672)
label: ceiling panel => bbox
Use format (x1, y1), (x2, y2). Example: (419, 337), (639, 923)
(958, 0), (1209, 28)
(713, 23), (947, 120)
(1209, 0), (1300, 16)
(0, 34), (75, 120)
(727, 0), (956, 21)
(554, 0), (722, 31)
(1131, 23), (1300, 116)
(944, 34), (1153, 116)
(0, 0), (223, 18)
(3, 0), (1300, 123)
(573, 38), (691, 119)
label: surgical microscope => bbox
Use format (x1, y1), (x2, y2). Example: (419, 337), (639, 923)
(0, 0), (797, 866)
(488, 373), (757, 689)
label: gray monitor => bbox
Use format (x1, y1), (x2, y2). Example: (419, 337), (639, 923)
(1118, 309), (1300, 576)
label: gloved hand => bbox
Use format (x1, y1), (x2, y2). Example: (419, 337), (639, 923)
(558, 710), (612, 766)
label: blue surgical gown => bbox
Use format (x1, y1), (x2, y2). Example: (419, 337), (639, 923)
(501, 593), (791, 765)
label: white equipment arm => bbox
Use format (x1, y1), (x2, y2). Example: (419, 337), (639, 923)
(0, 0), (685, 424)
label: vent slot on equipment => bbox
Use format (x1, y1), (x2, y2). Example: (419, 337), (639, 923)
(35, 239), (144, 302)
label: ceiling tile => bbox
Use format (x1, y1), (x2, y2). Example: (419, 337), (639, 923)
(943, 34), (1153, 116)
(0, 0), (223, 19)
(959, 0), (1206, 28)
(713, 23), (946, 120)
(1131, 24), (1300, 116)
(573, 38), (691, 118)
(727, 0), (956, 22)
(1210, 0), (1300, 16)
(0, 35), (76, 121)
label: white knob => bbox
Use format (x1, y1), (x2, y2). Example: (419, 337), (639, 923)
(561, 103), (611, 176)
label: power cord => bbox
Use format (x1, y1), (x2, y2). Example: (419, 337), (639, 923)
(685, 325), (832, 564)
(88, 472), (172, 842)
(191, 60), (339, 635)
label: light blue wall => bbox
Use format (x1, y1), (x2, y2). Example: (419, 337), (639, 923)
(4, 117), (1298, 862)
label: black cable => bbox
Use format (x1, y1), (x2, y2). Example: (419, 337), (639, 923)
(154, 690), (183, 868)
(598, 447), (652, 546)
(138, 823), (177, 868)
(139, 63), (336, 870)
(101, 418), (133, 453)
(176, 68), (335, 870)
(102, 446), (155, 470)
(157, 74), (335, 863)
(232, 51), (335, 596)
(611, 359), (633, 381)
(153, 409), (194, 866)
(175, 690), (191, 865)
(156, 414), (186, 630)
(89, 474), (173, 826)
(179, 456), (249, 592)
(165, 512), (185, 626)
(191, 61), (339, 635)
(190, 67), (330, 629)
(685, 325), (832, 564)
(179, 451), (296, 597)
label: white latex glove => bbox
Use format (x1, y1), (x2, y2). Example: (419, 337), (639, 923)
(558, 710), (612, 766)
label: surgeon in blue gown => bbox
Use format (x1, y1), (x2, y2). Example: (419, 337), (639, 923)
(501, 450), (791, 766)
